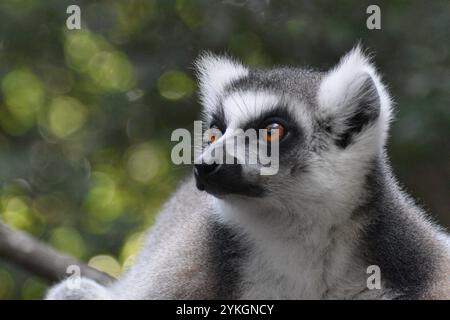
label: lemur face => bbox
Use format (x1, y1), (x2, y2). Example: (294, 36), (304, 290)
(194, 47), (392, 203)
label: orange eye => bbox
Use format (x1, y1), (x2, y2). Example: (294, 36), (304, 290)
(207, 125), (221, 144)
(262, 123), (285, 143)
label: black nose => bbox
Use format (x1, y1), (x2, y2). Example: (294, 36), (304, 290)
(194, 162), (220, 178)
(194, 162), (222, 191)
(193, 161), (262, 197)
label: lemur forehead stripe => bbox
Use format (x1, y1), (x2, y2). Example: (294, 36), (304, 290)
(219, 90), (282, 127)
(226, 68), (324, 106)
(240, 104), (298, 130)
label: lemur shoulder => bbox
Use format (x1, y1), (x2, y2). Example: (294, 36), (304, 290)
(47, 46), (450, 300)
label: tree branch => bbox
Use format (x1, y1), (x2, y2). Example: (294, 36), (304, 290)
(0, 221), (114, 285)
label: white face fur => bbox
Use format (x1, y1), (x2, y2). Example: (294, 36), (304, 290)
(194, 46), (393, 222)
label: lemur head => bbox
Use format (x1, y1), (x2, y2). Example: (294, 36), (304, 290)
(193, 46), (392, 215)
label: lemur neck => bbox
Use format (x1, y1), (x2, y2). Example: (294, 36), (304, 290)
(215, 188), (369, 299)
(215, 186), (367, 249)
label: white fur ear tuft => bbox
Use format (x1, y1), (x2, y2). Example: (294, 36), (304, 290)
(194, 52), (248, 111)
(318, 45), (393, 148)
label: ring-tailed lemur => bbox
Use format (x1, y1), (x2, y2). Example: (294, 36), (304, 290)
(46, 46), (450, 300)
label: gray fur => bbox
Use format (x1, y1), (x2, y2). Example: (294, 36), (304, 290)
(46, 46), (450, 300)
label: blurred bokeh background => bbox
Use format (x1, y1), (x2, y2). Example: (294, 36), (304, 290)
(0, 0), (449, 299)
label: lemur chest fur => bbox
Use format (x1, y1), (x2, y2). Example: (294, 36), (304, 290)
(240, 238), (334, 299)
(216, 211), (374, 299)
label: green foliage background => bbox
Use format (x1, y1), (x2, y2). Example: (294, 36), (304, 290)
(0, 0), (449, 299)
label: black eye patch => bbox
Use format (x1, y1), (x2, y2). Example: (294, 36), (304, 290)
(238, 106), (303, 160)
(243, 106), (300, 138)
(209, 106), (226, 132)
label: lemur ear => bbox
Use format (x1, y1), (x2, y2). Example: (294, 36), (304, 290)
(194, 52), (248, 111)
(318, 45), (393, 149)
